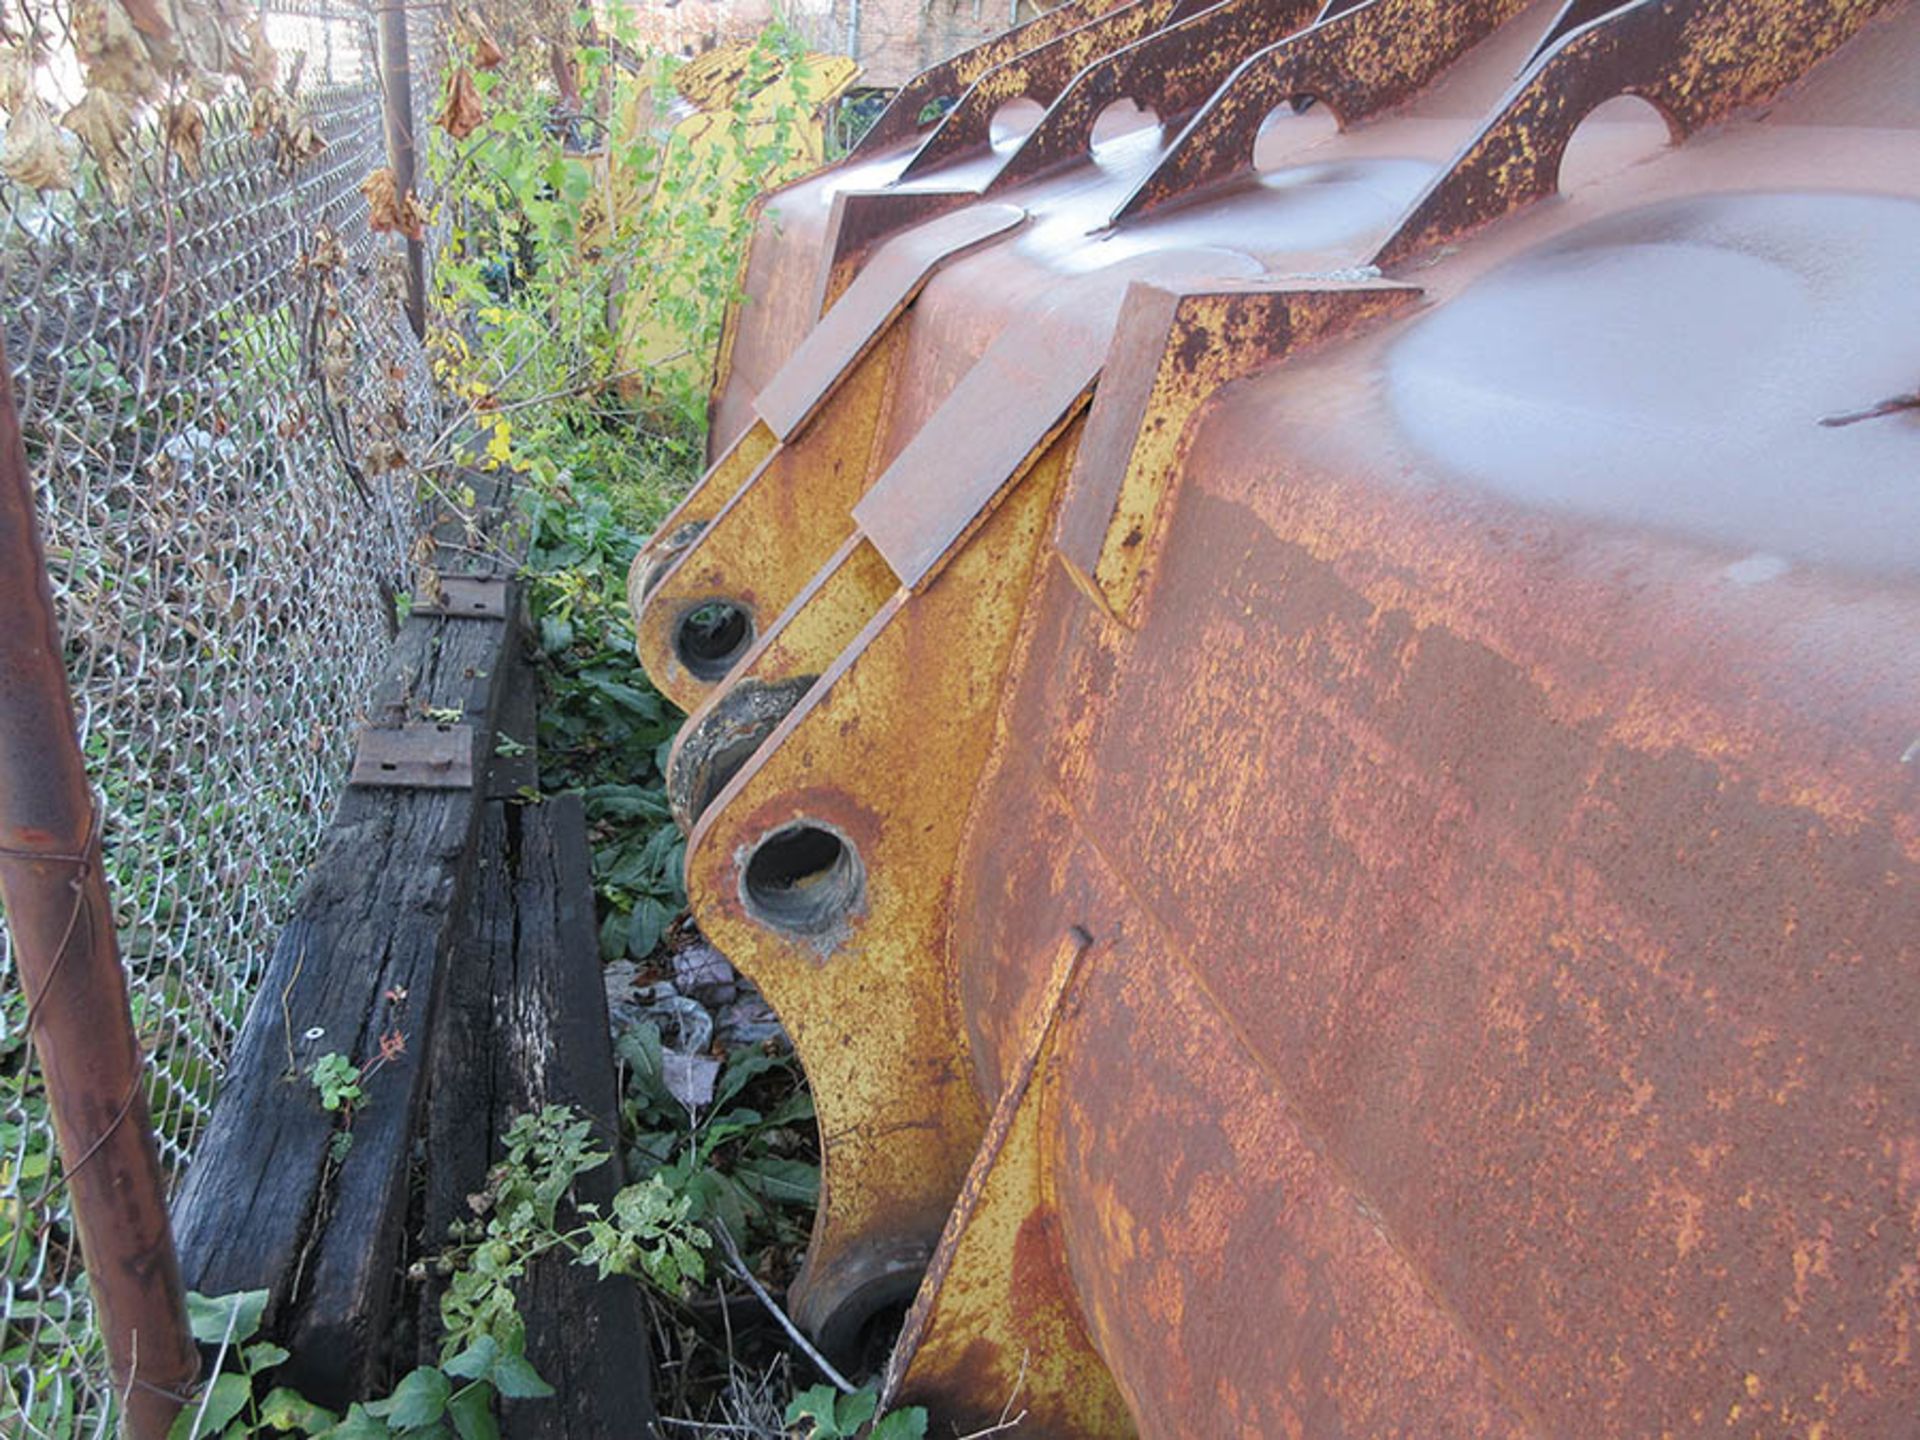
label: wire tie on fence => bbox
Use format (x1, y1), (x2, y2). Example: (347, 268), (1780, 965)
(7, 791), (107, 1037)
(2, 792), (149, 1207)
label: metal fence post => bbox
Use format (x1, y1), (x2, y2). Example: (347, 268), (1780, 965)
(0, 334), (198, 1436)
(379, 0), (427, 337)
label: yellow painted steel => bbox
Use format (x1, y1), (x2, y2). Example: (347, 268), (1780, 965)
(883, 931), (1135, 1435)
(664, 536), (900, 832)
(1057, 283), (1423, 624)
(631, 326), (908, 710)
(726, 537), (900, 691)
(627, 418), (777, 605)
(682, 415), (1086, 1345)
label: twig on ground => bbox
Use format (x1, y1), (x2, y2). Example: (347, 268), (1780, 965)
(709, 1217), (856, 1395)
(655, 1419), (772, 1435)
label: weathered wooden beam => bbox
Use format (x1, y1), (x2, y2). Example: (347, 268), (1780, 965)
(419, 796), (657, 1437)
(172, 550), (523, 1404)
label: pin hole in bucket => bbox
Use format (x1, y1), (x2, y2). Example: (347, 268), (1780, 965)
(742, 821), (865, 936)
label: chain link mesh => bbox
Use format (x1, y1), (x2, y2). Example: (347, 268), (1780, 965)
(0, 3), (444, 1430)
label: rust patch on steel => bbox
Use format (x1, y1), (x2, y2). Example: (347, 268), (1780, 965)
(897, 0), (1186, 180)
(350, 723), (475, 789)
(852, 0), (1151, 158)
(853, 247), (1264, 590)
(813, 190), (999, 318)
(1055, 279), (1421, 623)
(1113, 0), (1535, 222)
(1372, 0), (1902, 266)
(884, 929), (1134, 1435)
(986, 0), (1324, 197)
(764, 204), (1024, 436)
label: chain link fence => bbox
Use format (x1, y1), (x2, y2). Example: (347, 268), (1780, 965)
(0, 3), (447, 1431)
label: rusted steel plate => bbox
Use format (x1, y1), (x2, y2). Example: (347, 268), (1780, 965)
(952, 390), (1920, 1434)
(1053, 278), (1420, 622)
(812, 189), (993, 317)
(667, 2), (1920, 1432)
(853, 249), (1263, 590)
(413, 574), (508, 619)
(1112, 0), (1535, 222)
(1373, 0), (1902, 265)
(350, 723), (475, 789)
(897, 0), (1187, 180)
(755, 201), (1024, 435)
(985, 0), (1324, 196)
(850, 316), (1098, 590)
(881, 930), (1135, 1437)
(938, 151), (1920, 1440)
(1525, 0), (1636, 64)
(1057, 935), (1540, 1435)
(853, 0), (1152, 158)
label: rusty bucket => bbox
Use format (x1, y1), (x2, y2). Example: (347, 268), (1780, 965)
(638, 0), (1920, 1431)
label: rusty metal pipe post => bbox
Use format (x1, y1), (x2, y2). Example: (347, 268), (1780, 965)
(378, 0), (426, 338)
(0, 335), (198, 1437)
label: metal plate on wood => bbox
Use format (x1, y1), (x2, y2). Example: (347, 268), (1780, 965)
(350, 723), (475, 789)
(415, 575), (509, 619)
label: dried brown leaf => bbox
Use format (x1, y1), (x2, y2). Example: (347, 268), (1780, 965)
(63, 88), (135, 199)
(172, 0), (238, 81)
(1, 97), (74, 191)
(362, 165), (428, 242)
(73, 0), (167, 102)
(164, 96), (206, 178)
(302, 225), (347, 275)
(364, 439), (409, 475)
(248, 84), (286, 138)
(362, 164), (401, 228)
(436, 66), (484, 140)
(458, 6), (505, 70)
(0, 44), (33, 110)
(277, 119), (326, 172)
(116, 0), (174, 42)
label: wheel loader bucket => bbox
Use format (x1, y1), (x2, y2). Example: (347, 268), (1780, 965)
(637, 0), (1920, 1432)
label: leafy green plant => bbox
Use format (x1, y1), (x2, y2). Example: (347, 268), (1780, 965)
(517, 485), (689, 966)
(617, 1022), (818, 1267)
(436, 1105), (708, 1358)
(166, 1287), (519, 1440)
(786, 1382), (929, 1440)
(309, 1053), (363, 1113)
(176, 1104), (710, 1438)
